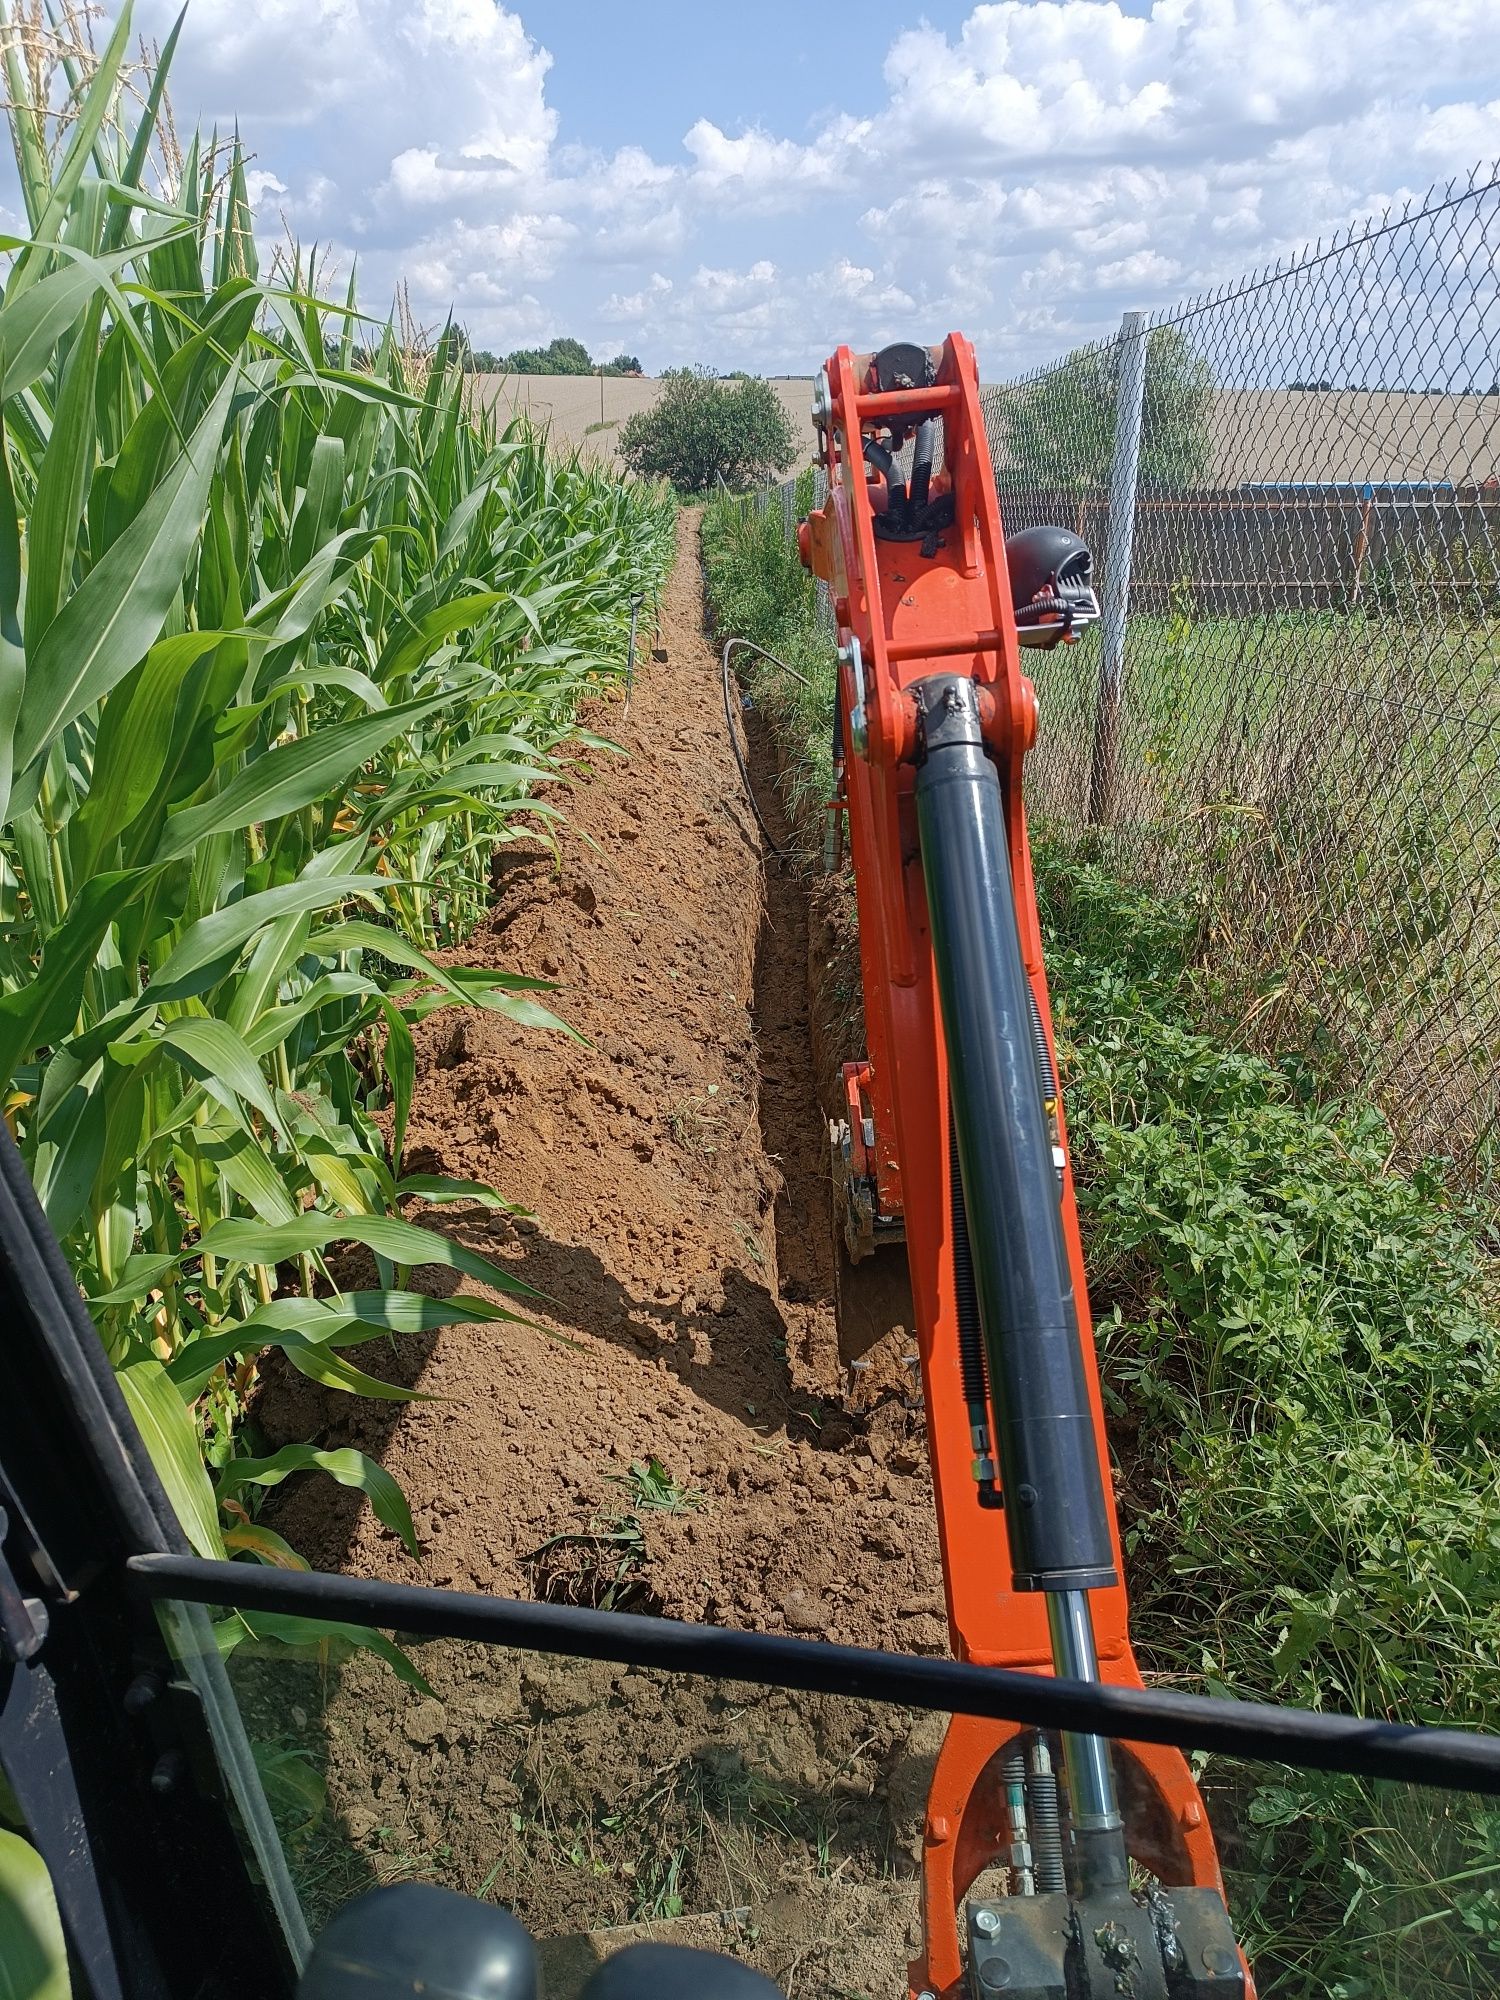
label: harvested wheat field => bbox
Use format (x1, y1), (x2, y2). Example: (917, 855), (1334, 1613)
(467, 373), (821, 465)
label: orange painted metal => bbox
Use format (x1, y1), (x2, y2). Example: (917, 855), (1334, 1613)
(914, 1717), (1237, 1996)
(799, 336), (1244, 1997)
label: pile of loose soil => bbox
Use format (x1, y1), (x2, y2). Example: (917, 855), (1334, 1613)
(250, 512), (948, 1992)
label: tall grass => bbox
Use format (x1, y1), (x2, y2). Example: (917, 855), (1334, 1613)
(0, 6), (674, 1598)
(700, 476), (834, 843)
(1023, 599), (1500, 1193)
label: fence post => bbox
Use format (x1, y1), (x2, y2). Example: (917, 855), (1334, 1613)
(1087, 309), (1148, 825)
(1349, 485), (1375, 605)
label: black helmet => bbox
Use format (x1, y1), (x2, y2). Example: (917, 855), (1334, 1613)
(1005, 525), (1100, 648)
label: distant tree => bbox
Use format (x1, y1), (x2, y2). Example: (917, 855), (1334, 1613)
(1004, 326), (1214, 494)
(459, 336), (641, 376)
(1289, 377), (1334, 391)
(618, 368), (798, 493)
(498, 335), (596, 375)
(545, 335), (594, 374)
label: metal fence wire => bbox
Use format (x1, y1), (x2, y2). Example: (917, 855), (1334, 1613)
(777, 165), (1500, 1192)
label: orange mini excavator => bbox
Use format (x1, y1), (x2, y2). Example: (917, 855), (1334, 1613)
(798, 335), (1250, 2000)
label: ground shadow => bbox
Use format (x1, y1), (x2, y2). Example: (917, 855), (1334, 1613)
(256, 1212), (869, 1575)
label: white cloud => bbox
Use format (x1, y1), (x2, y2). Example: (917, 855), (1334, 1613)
(243, 169), (287, 209)
(877, 0), (1489, 171)
(115, 0), (1500, 371)
(827, 257), (916, 315)
(402, 215), (577, 305)
(141, 0), (555, 226)
(680, 117), (862, 210)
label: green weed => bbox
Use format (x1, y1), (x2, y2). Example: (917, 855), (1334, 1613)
(1035, 839), (1500, 1997)
(610, 1456), (706, 1515)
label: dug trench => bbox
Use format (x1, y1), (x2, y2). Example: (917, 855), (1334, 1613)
(240, 510), (946, 1996)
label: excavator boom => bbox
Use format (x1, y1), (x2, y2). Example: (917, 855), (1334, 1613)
(800, 334), (1250, 2000)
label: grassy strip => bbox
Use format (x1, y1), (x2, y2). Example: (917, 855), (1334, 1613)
(702, 490), (1500, 1998)
(701, 478), (837, 848)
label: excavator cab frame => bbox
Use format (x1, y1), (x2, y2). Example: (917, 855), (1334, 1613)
(3, 333), (1500, 1994)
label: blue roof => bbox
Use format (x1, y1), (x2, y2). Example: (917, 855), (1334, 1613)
(1240, 480), (1457, 496)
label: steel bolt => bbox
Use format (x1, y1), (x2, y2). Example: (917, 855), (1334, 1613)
(150, 1750), (184, 1796)
(973, 1907), (1002, 1937)
(1202, 1947), (1239, 1976)
(124, 1670), (163, 1715)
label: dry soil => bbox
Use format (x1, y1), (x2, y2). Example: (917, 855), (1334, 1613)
(247, 511), (946, 1996)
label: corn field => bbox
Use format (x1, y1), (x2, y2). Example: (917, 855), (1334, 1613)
(0, 5), (674, 1615)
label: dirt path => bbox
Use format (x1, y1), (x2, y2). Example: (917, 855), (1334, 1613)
(266, 508), (938, 1642)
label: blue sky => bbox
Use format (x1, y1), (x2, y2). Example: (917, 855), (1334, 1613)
(534, 3), (920, 158)
(86, 0), (1500, 375)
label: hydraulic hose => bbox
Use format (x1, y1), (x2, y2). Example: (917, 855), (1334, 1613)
(1026, 982), (1057, 1102)
(1027, 1738), (1067, 1895)
(1003, 1747), (1035, 1897)
(719, 638), (812, 862)
(862, 433), (904, 511)
(910, 416), (937, 515)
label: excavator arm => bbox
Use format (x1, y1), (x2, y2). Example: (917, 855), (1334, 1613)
(800, 334), (1252, 2000)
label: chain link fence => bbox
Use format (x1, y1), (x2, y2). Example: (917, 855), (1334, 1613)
(768, 166), (1500, 1192)
(988, 166), (1500, 1192)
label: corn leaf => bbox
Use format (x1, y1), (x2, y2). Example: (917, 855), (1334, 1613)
(193, 1210), (533, 1296)
(218, 1444), (419, 1557)
(282, 1345), (432, 1402)
(151, 691), (454, 864)
(223, 1522), (310, 1570)
(13, 370), (235, 771)
(148, 874), (390, 998)
(159, 1017), (283, 1136)
(215, 1611), (434, 1698)
(119, 1359), (227, 1560)
(0, 1829), (69, 2000)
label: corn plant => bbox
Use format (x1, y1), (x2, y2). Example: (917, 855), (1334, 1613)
(0, 3), (674, 1633)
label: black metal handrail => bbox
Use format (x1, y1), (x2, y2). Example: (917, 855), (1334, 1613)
(128, 1551), (1500, 1796)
